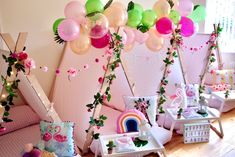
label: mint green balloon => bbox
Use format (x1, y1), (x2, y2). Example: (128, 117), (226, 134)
(85, 0), (104, 14)
(169, 10), (181, 24)
(141, 10), (157, 28)
(188, 5), (206, 23)
(134, 3), (144, 14)
(127, 9), (142, 28)
(53, 18), (65, 33)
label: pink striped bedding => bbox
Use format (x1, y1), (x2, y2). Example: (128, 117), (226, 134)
(0, 124), (41, 157)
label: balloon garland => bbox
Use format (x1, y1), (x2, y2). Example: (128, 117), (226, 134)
(52, 0), (207, 152)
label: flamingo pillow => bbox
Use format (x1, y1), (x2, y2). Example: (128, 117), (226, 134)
(39, 121), (76, 156)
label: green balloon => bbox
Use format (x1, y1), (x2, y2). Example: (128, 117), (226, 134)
(127, 9), (142, 28)
(85, 0), (104, 14)
(53, 18), (64, 33)
(169, 10), (181, 24)
(134, 3), (144, 14)
(141, 10), (157, 28)
(188, 5), (206, 23)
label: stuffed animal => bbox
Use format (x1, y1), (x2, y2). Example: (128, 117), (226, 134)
(22, 143), (57, 157)
(22, 143), (41, 157)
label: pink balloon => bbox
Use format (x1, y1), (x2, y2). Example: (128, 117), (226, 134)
(58, 19), (80, 41)
(155, 17), (173, 35)
(178, 0), (193, 16)
(121, 30), (127, 45)
(123, 27), (135, 45)
(134, 29), (149, 44)
(179, 16), (195, 37)
(91, 33), (111, 49)
(64, 1), (86, 24)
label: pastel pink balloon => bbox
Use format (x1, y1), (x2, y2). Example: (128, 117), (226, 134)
(58, 19), (80, 41)
(134, 29), (149, 44)
(121, 30), (127, 45)
(155, 17), (173, 35)
(123, 27), (135, 45)
(179, 16), (195, 37)
(91, 33), (111, 49)
(64, 1), (86, 24)
(178, 0), (193, 16)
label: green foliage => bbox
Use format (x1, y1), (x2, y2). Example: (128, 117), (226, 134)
(93, 133), (100, 139)
(104, 0), (113, 10)
(225, 90), (230, 99)
(1, 53), (26, 123)
(133, 137), (148, 147)
(137, 25), (149, 33)
(106, 140), (116, 149)
(127, 1), (134, 11)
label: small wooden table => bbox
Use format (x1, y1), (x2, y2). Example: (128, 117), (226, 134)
(166, 107), (224, 139)
(96, 132), (167, 157)
(210, 90), (235, 113)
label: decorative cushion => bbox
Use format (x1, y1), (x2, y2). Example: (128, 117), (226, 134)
(205, 84), (231, 94)
(182, 84), (199, 107)
(123, 95), (157, 126)
(39, 121), (76, 156)
(0, 105), (40, 136)
(116, 109), (146, 133)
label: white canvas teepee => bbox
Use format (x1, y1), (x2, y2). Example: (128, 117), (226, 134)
(0, 32), (61, 123)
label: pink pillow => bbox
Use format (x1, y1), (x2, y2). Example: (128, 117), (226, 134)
(0, 105), (40, 135)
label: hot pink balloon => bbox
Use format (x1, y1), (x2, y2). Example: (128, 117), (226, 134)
(123, 27), (135, 45)
(64, 1), (86, 24)
(134, 29), (149, 44)
(58, 19), (80, 41)
(155, 17), (173, 35)
(178, 0), (193, 16)
(91, 33), (111, 49)
(179, 16), (195, 37)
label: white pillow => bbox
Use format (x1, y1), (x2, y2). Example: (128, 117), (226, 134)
(182, 84), (199, 107)
(123, 95), (157, 126)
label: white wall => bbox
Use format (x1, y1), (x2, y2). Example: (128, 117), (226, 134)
(0, 0), (234, 97)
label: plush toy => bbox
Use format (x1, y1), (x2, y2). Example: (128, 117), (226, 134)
(22, 143), (41, 157)
(22, 143), (58, 157)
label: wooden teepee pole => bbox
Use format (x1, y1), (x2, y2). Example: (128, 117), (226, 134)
(199, 24), (221, 87)
(176, 46), (187, 84)
(214, 23), (223, 70)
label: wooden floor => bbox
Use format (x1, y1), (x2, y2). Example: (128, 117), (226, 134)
(83, 108), (235, 157)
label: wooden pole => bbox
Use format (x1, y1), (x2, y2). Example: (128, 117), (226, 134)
(82, 57), (112, 153)
(214, 24), (223, 70)
(176, 46), (187, 84)
(120, 59), (135, 96)
(199, 24), (221, 87)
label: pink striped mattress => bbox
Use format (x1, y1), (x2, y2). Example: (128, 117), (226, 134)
(0, 124), (41, 157)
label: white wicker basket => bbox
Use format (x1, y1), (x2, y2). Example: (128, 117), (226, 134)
(183, 122), (210, 144)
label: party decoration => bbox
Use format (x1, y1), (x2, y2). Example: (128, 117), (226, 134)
(70, 30), (91, 55)
(141, 10), (157, 28)
(188, 5), (206, 23)
(179, 16), (195, 37)
(153, 0), (171, 17)
(53, 18), (64, 33)
(169, 10), (181, 24)
(145, 29), (164, 52)
(172, 0), (179, 9)
(133, 3), (144, 14)
(127, 9), (142, 28)
(64, 1), (86, 24)
(116, 109), (146, 133)
(91, 33), (111, 49)
(87, 13), (109, 39)
(24, 58), (36, 75)
(85, 0), (104, 15)
(178, 0), (193, 16)
(103, 3), (128, 28)
(58, 19), (80, 41)
(155, 17), (173, 35)
(124, 26), (135, 45)
(134, 29), (149, 44)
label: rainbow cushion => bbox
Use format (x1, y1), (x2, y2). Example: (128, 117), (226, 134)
(117, 109), (146, 134)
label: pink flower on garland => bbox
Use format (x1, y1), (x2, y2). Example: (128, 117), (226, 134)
(18, 52), (28, 60)
(67, 68), (78, 77)
(24, 58), (36, 69)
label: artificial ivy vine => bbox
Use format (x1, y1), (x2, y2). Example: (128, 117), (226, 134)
(199, 25), (223, 98)
(0, 50), (27, 127)
(157, 28), (182, 113)
(85, 32), (123, 139)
